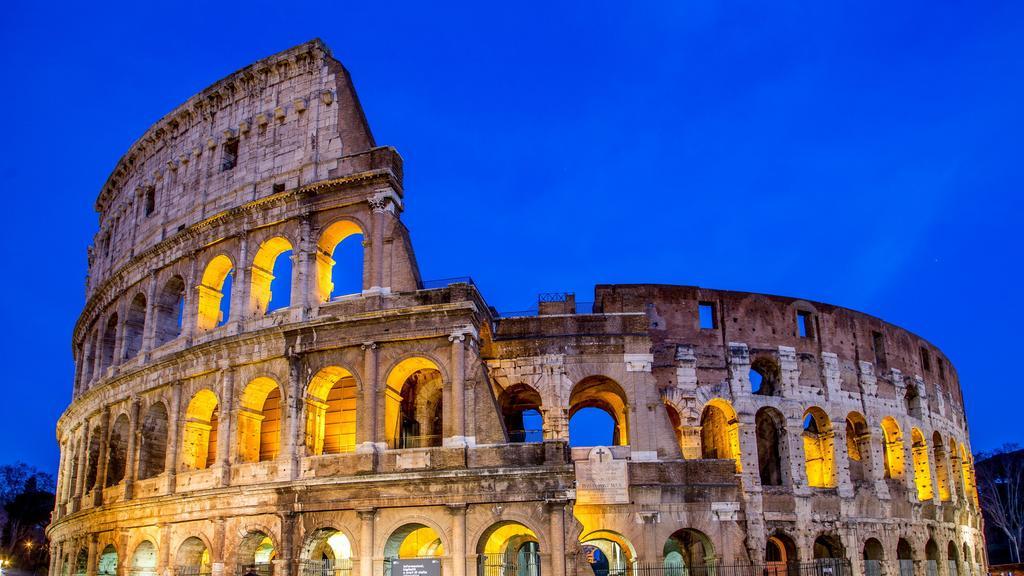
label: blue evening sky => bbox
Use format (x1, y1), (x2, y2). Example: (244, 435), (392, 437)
(1, 1), (1021, 474)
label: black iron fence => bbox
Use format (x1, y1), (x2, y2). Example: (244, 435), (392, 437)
(300, 559), (353, 576)
(569, 559), (852, 576)
(478, 552), (542, 576)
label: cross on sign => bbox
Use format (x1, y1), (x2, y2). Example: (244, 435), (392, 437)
(591, 446), (612, 462)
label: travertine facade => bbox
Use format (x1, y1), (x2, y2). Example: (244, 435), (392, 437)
(49, 39), (984, 576)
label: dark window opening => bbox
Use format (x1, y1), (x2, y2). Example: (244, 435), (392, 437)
(920, 347), (931, 372)
(272, 183), (285, 193)
(221, 139), (239, 171)
(699, 302), (717, 329)
(938, 359), (946, 380)
(797, 311), (814, 339)
(872, 331), (887, 369)
(144, 187), (156, 217)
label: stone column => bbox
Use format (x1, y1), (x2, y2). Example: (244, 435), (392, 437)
(358, 509), (376, 576)
(831, 417), (855, 498)
(182, 256), (198, 343)
(124, 398), (141, 500)
(218, 365), (235, 487)
(211, 517), (227, 576)
(229, 234), (249, 325)
(86, 534), (98, 576)
(93, 408), (111, 506)
(547, 501), (567, 576)
(368, 197), (388, 293)
(275, 513), (296, 576)
(284, 355), (303, 479)
(80, 337), (95, 392)
(868, 428), (892, 499)
(445, 331), (468, 447)
(54, 442), (67, 517)
(736, 412), (761, 489)
(357, 343), (379, 453)
(784, 420), (809, 495)
(726, 343), (750, 398)
(165, 383), (183, 494)
(158, 524), (171, 576)
(141, 272), (159, 355)
(448, 505), (467, 576)
(295, 214), (313, 320)
(73, 426), (89, 511)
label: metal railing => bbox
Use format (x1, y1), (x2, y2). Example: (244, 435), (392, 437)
(864, 560), (881, 576)
(926, 560), (938, 576)
(391, 434), (442, 449)
(898, 560), (914, 576)
(300, 559), (353, 576)
(479, 552), (541, 576)
(569, 559), (852, 576)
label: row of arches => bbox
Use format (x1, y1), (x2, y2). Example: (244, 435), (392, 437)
(79, 220), (365, 391)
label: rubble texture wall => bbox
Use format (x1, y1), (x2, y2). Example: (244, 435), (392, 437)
(49, 39), (984, 576)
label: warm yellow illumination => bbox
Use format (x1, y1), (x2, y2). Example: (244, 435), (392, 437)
(316, 220), (364, 302)
(933, 432), (951, 501)
(480, 522), (538, 555)
(237, 377), (282, 463)
(250, 236), (293, 314)
(397, 527), (444, 558)
(197, 255), (233, 330)
(701, 398), (741, 472)
(384, 357), (444, 449)
(306, 366), (357, 455)
(802, 407), (836, 488)
(911, 428), (934, 501)
(181, 389), (219, 470)
(881, 416), (906, 479)
(569, 376), (630, 447)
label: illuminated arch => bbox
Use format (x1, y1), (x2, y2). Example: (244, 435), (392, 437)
(137, 402), (169, 480)
(881, 417), (906, 480)
(175, 537), (211, 574)
(569, 376), (629, 447)
(911, 428), (934, 501)
(756, 407), (786, 486)
(701, 399), (741, 472)
(123, 293), (147, 360)
(960, 444), (978, 505)
(580, 530), (636, 574)
(197, 254), (234, 330)
(301, 527), (354, 562)
(250, 236), (294, 314)
(130, 541), (158, 576)
(306, 366), (357, 455)
(384, 523), (445, 559)
(802, 407), (836, 488)
(238, 531), (276, 569)
(765, 533), (798, 576)
(476, 521), (540, 576)
(385, 357), (445, 449)
(238, 377), (283, 463)
(181, 389), (219, 470)
(316, 219), (365, 302)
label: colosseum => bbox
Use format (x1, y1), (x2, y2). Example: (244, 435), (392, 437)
(48, 39), (985, 576)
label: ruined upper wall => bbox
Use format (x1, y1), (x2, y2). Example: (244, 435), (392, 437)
(86, 39), (376, 297)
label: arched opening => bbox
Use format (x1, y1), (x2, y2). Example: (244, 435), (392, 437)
(897, 539), (914, 576)
(106, 414), (130, 486)
(962, 544), (973, 576)
(664, 403), (687, 459)
(130, 541), (158, 576)
(960, 445), (978, 506)
(755, 407), (786, 486)
(498, 385), (544, 443)
(802, 408), (836, 488)
(100, 314), (118, 372)
(306, 367), (357, 455)
(765, 534), (797, 576)
(155, 275), (186, 347)
(124, 293), (147, 359)
(947, 542), (960, 576)
(926, 539), (940, 576)
(82, 329), (98, 385)
(175, 537), (211, 576)
(904, 385), (923, 418)
(701, 399), (741, 472)
(933, 432), (951, 502)
(845, 412), (870, 484)
(238, 377), (283, 463)
(911, 428), (934, 501)
(301, 528), (353, 576)
(385, 358), (444, 449)
(316, 220), (365, 301)
(137, 402), (169, 480)
(569, 377), (629, 447)
(97, 545), (118, 576)
(197, 255), (234, 330)
(73, 548), (88, 576)
(477, 521), (540, 576)
(238, 532), (276, 576)
(863, 539), (885, 576)
(663, 529), (715, 575)
(580, 531), (634, 576)
(750, 357), (780, 396)
(85, 426), (103, 492)
(251, 236), (294, 314)
(812, 535), (844, 574)
(181, 390), (219, 470)
(384, 523), (445, 560)
(881, 417), (906, 480)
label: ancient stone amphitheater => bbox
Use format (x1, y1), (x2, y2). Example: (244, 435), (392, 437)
(48, 39), (985, 576)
